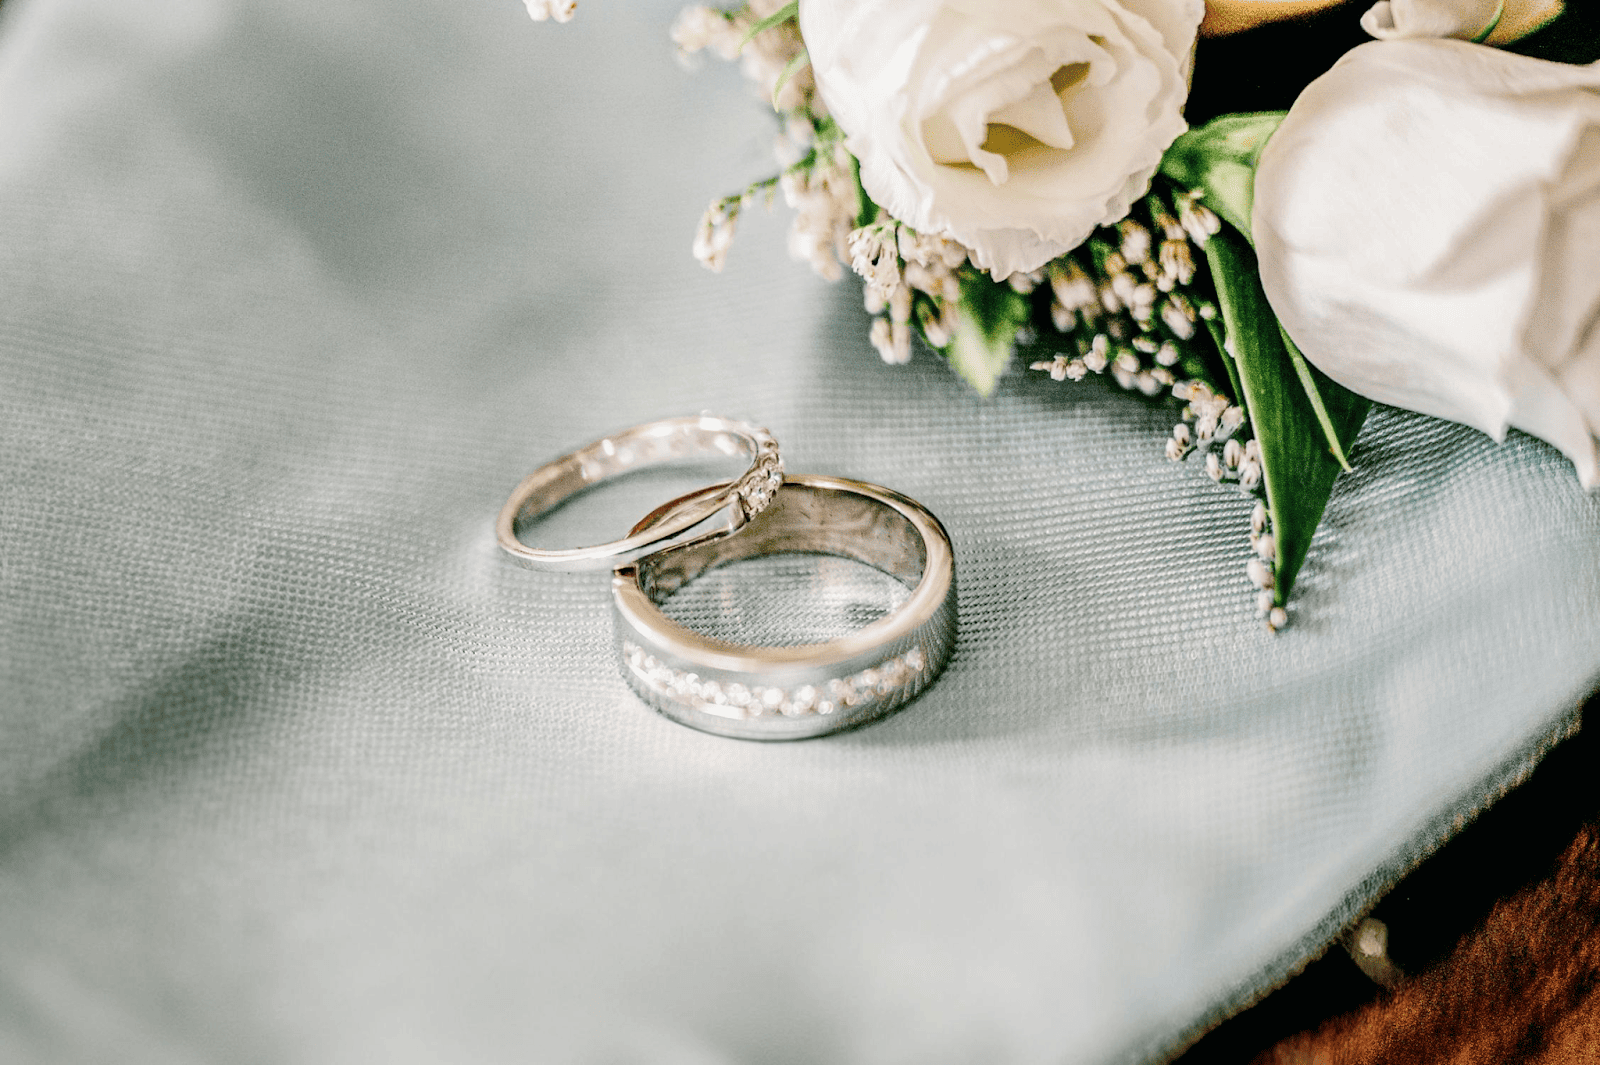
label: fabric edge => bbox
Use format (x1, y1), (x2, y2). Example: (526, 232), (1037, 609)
(1137, 674), (1597, 1065)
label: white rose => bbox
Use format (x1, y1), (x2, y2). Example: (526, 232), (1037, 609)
(1359, 0), (1502, 39)
(1254, 39), (1600, 487)
(1359, 0), (1563, 44)
(798, 0), (1204, 279)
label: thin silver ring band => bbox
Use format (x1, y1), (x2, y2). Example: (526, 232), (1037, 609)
(495, 415), (782, 572)
(611, 474), (958, 740)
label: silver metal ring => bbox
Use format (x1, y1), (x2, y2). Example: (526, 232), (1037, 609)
(611, 474), (958, 740)
(496, 415), (782, 572)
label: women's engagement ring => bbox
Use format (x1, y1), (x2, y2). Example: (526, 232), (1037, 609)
(495, 415), (782, 572)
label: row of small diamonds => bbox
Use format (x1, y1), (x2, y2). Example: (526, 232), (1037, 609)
(622, 641), (928, 719)
(737, 429), (784, 514)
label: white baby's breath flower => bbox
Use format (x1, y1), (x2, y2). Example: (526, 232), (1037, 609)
(1128, 282), (1156, 323)
(1175, 193), (1220, 246)
(1049, 260), (1097, 315)
(889, 280), (912, 325)
(1084, 335), (1110, 373)
(671, 6), (738, 59)
(1032, 356), (1068, 381)
(1160, 293), (1196, 339)
(525, 0), (576, 23)
(898, 228), (968, 270)
(692, 199), (739, 272)
(1118, 219), (1152, 267)
(1159, 239), (1196, 287)
(1099, 279), (1124, 315)
(904, 260), (960, 302)
(848, 221), (902, 299)
(868, 316), (895, 362)
(781, 155), (859, 281)
(869, 315), (912, 364)
(1008, 269), (1044, 295)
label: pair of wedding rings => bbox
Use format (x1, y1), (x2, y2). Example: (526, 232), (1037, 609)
(495, 415), (957, 740)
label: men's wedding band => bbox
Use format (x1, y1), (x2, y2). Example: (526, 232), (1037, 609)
(495, 415), (782, 572)
(612, 474), (958, 740)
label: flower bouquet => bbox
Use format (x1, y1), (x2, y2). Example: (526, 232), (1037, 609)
(530, 0), (1600, 628)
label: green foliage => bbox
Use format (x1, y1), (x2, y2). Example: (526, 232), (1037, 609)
(947, 271), (1030, 396)
(738, 1), (798, 51)
(1202, 229), (1369, 604)
(1160, 113), (1285, 242)
(771, 47), (810, 109)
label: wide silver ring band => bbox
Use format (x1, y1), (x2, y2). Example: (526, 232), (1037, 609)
(611, 474), (958, 741)
(496, 415), (782, 572)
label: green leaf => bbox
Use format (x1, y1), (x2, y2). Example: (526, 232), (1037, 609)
(1159, 113), (1286, 242)
(1203, 315), (1246, 416)
(770, 47), (809, 109)
(1279, 326), (1354, 472)
(1203, 227), (1369, 604)
(738, 1), (798, 52)
(946, 271), (1029, 396)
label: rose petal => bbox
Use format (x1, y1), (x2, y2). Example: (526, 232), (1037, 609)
(1254, 39), (1600, 486)
(799, 0), (1202, 278)
(1360, 0), (1504, 40)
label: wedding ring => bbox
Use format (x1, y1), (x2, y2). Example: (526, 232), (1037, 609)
(612, 474), (958, 740)
(496, 415), (782, 572)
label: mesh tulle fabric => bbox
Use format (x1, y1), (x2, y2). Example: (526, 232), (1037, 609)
(0, 1), (1598, 1063)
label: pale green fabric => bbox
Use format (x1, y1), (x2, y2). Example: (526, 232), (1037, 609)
(1, 1), (1597, 1063)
